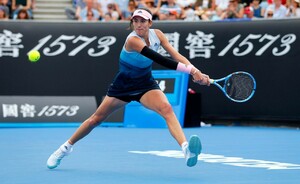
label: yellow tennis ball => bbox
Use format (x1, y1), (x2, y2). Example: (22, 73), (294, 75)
(28, 50), (40, 62)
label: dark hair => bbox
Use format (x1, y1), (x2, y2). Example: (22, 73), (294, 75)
(251, 0), (262, 3)
(129, 8), (152, 30)
(17, 9), (29, 19)
(87, 10), (94, 16)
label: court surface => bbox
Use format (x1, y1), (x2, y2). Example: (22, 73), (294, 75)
(0, 125), (299, 184)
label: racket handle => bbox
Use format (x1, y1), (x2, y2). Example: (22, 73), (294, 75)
(209, 79), (214, 84)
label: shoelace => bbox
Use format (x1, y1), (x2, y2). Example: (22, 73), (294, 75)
(53, 149), (66, 159)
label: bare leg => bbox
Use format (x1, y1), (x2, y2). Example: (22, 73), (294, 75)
(68, 96), (127, 145)
(140, 90), (187, 146)
(140, 90), (202, 167)
(47, 96), (127, 169)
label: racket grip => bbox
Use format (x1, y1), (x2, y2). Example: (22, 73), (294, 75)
(209, 79), (214, 84)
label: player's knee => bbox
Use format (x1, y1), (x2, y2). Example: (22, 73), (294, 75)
(87, 117), (99, 127)
(158, 102), (173, 117)
(88, 114), (105, 127)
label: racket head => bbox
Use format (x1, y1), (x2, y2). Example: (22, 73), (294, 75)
(211, 71), (256, 103)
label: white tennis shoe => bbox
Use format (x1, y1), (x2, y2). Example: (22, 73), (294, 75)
(47, 145), (73, 169)
(183, 135), (202, 167)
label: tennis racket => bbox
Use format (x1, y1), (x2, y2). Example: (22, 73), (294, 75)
(209, 71), (256, 103)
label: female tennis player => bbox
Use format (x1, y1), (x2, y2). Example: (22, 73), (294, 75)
(47, 8), (210, 169)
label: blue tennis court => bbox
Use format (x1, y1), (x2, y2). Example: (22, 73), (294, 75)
(0, 125), (299, 184)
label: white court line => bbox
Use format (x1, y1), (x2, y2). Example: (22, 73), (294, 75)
(129, 150), (300, 170)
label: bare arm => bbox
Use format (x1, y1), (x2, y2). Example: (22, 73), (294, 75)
(125, 30), (210, 85)
(154, 29), (210, 85)
(25, 0), (32, 10)
(155, 29), (191, 65)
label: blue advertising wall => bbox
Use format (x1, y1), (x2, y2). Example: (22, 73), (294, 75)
(1, 19), (300, 125)
(124, 70), (189, 128)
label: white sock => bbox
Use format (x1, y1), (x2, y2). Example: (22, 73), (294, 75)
(60, 140), (73, 152)
(181, 141), (188, 151)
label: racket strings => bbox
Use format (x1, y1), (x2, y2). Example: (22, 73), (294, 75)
(225, 73), (255, 101)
